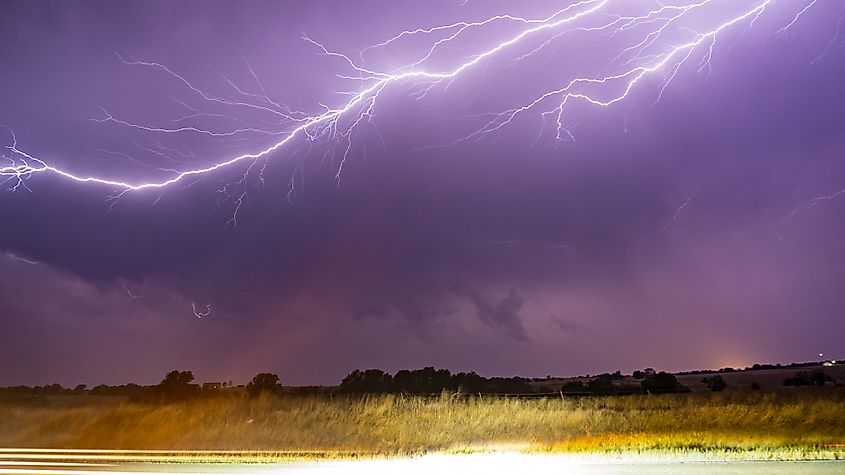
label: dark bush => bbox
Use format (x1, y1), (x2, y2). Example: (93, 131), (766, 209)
(641, 372), (685, 393)
(561, 381), (588, 393)
(701, 375), (727, 391)
(783, 371), (832, 387)
(587, 375), (617, 393)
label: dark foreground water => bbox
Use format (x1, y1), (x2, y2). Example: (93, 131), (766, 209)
(1, 451), (844, 475)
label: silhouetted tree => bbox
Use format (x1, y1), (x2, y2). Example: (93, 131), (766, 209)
(246, 373), (282, 396)
(35, 384), (68, 395)
(163, 370), (194, 386)
(641, 372), (684, 393)
(89, 384), (110, 396)
(394, 367), (453, 394)
(339, 367), (532, 394)
(87, 384), (141, 398)
(341, 369), (394, 393)
(156, 370), (198, 402)
(483, 377), (532, 394)
(452, 371), (486, 393)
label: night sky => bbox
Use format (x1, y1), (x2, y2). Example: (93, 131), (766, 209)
(1, 0), (844, 387)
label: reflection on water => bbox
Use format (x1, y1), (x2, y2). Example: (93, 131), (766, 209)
(1, 450), (843, 475)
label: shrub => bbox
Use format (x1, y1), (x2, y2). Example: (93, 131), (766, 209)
(641, 372), (685, 393)
(784, 371), (832, 387)
(587, 375), (617, 393)
(701, 375), (727, 392)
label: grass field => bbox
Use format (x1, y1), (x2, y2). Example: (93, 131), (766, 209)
(1, 388), (844, 460)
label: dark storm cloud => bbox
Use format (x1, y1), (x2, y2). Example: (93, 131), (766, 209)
(550, 316), (583, 335)
(0, 252), (244, 386)
(1, 0), (845, 385)
(450, 282), (527, 341)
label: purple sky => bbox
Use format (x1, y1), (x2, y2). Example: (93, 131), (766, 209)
(1, 0), (844, 387)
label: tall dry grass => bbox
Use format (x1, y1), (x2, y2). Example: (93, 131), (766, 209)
(1, 390), (843, 455)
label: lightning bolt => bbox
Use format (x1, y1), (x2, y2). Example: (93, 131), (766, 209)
(5, 252), (39, 265)
(785, 187), (845, 219)
(662, 189), (699, 233)
(192, 302), (212, 319)
(0, 0), (824, 202)
(809, 13), (845, 66)
(122, 282), (144, 300)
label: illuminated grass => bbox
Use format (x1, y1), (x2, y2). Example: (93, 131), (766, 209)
(1, 390), (843, 460)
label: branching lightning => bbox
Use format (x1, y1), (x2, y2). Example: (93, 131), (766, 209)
(0, 0), (825, 209)
(191, 302), (212, 319)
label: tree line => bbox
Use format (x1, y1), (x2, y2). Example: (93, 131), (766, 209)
(339, 367), (533, 394)
(1, 367), (836, 401)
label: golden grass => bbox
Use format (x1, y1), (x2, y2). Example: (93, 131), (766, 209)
(1, 390), (844, 459)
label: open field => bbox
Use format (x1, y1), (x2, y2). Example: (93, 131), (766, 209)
(1, 388), (844, 459)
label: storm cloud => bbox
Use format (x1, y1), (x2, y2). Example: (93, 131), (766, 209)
(1, 0), (844, 386)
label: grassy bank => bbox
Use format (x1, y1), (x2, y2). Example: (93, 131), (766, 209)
(1, 389), (844, 459)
